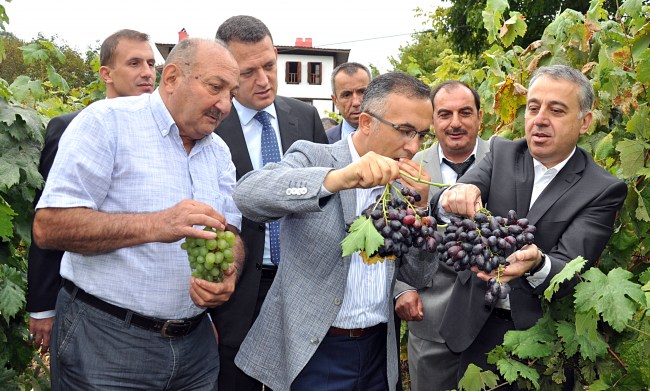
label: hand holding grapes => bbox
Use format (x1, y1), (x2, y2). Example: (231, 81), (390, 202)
(189, 269), (237, 308)
(440, 183), (483, 217)
(398, 158), (431, 208)
(323, 151), (400, 192)
(157, 199), (227, 242)
(478, 244), (543, 283)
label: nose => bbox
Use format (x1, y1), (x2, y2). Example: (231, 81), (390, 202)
(215, 91), (232, 116)
(352, 92), (363, 107)
(255, 68), (269, 86)
(450, 112), (462, 129)
(533, 110), (550, 127)
(142, 64), (155, 80)
(404, 135), (420, 156)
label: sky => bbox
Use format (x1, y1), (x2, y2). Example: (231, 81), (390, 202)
(4, 0), (445, 73)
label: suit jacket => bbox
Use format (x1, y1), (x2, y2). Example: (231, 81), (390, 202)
(326, 123), (343, 143)
(26, 112), (80, 313)
(439, 137), (627, 353)
(210, 96), (328, 348)
(232, 138), (436, 391)
(393, 137), (490, 342)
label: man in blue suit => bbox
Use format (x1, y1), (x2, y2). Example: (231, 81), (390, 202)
(326, 62), (371, 143)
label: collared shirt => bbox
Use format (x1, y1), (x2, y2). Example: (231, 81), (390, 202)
(496, 147), (576, 309)
(232, 98), (284, 266)
(340, 119), (357, 141)
(437, 142), (479, 185)
(332, 133), (389, 328)
(37, 89), (241, 319)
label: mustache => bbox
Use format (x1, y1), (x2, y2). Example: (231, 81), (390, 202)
(445, 128), (468, 135)
(206, 109), (223, 122)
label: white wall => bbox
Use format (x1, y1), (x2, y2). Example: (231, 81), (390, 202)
(277, 54), (335, 100)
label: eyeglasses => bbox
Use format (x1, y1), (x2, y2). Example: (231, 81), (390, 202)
(366, 112), (432, 140)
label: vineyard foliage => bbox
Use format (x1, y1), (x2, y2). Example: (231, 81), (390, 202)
(0, 0), (649, 390)
(402, 0), (649, 389)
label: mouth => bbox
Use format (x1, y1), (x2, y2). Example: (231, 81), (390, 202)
(138, 83), (154, 90)
(206, 110), (222, 123)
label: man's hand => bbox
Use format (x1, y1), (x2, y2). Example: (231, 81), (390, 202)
(189, 265), (238, 307)
(474, 244), (542, 283)
(395, 291), (424, 321)
(29, 316), (54, 354)
(156, 199), (227, 242)
(398, 158), (431, 207)
(323, 151), (400, 192)
(440, 183), (482, 217)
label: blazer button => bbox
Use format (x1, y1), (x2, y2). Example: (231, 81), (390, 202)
(334, 297), (341, 305)
(310, 337), (319, 345)
(255, 263), (262, 270)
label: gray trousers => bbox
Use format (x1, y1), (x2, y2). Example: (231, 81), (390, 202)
(408, 331), (460, 391)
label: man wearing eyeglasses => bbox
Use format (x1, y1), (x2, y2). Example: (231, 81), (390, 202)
(232, 72), (437, 391)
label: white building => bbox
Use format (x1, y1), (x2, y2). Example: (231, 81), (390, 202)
(156, 33), (350, 117)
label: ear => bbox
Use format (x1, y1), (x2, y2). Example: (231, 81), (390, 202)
(99, 66), (112, 84)
(161, 64), (181, 92)
(357, 112), (373, 136)
(331, 94), (337, 106)
(579, 111), (593, 135)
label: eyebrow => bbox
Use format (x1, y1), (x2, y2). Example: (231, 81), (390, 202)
(436, 106), (475, 113)
(527, 98), (569, 110)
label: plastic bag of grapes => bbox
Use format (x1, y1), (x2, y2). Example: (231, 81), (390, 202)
(181, 227), (236, 282)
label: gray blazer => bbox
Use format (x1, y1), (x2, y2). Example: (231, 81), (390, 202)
(393, 137), (490, 342)
(233, 138), (436, 391)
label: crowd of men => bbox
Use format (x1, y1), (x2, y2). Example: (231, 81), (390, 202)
(27, 15), (626, 391)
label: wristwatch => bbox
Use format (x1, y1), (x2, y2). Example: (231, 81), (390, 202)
(524, 249), (545, 277)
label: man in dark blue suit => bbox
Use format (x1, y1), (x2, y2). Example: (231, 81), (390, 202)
(26, 29), (156, 354)
(326, 62), (371, 143)
(210, 15), (328, 391)
(437, 65), (627, 387)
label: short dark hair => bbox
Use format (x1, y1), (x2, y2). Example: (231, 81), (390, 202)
(331, 62), (371, 95)
(361, 72), (431, 116)
(430, 80), (481, 111)
(100, 29), (149, 67)
(216, 15), (273, 45)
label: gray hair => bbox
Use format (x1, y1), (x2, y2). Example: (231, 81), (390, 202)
(164, 38), (228, 75)
(360, 72), (431, 116)
(216, 15), (273, 45)
(330, 62), (371, 96)
(529, 65), (594, 117)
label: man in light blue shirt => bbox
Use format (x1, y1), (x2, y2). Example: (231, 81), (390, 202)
(326, 62), (371, 143)
(33, 38), (243, 391)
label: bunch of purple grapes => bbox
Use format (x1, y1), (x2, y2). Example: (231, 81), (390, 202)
(436, 209), (536, 306)
(360, 187), (442, 258)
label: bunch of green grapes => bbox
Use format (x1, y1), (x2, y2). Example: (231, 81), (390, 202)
(181, 227), (236, 282)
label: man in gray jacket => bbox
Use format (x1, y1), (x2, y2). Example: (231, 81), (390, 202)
(234, 72), (437, 391)
(394, 81), (488, 391)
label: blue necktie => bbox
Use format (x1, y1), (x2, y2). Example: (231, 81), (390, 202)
(255, 111), (282, 265)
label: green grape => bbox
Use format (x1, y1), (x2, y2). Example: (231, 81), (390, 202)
(181, 227), (236, 282)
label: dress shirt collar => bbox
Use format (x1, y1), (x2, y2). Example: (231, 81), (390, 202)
(233, 98), (278, 126)
(341, 119), (357, 140)
(532, 147), (576, 177)
(150, 89), (175, 137)
(437, 141), (479, 165)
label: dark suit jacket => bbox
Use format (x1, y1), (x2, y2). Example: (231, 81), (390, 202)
(326, 123), (343, 144)
(210, 96), (328, 348)
(439, 137), (627, 353)
(26, 111), (80, 313)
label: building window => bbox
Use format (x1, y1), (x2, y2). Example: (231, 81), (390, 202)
(286, 62), (301, 84)
(308, 62), (322, 85)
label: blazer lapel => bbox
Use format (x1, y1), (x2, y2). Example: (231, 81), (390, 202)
(274, 97), (301, 154)
(331, 139), (357, 226)
(419, 142), (442, 183)
(526, 150), (585, 225)
(215, 105), (254, 179)
(515, 149), (534, 219)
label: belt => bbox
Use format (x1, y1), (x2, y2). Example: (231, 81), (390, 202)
(328, 323), (386, 338)
(492, 307), (512, 320)
(63, 280), (205, 338)
(260, 264), (278, 279)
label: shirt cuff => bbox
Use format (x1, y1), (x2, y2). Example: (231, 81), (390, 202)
(394, 288), (416, 300)
(318, 184), (334, 198)
(526, 254), (551, 287)
(30, 310), (56, 319)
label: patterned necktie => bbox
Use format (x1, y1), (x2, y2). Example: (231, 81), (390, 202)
(443, 155), (476, 180)
(255, 111), (282, 265)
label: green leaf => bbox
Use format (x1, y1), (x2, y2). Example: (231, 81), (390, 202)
(340, 215), (384, 257)
(589, 379), (612, 391)
(635, 48), (650, 84)
(39, 39), (66, 63)
(616, 139), (647, 178)
(0, 99), (16, 126)
(0, 266), (26, 322)
(457, 363), (500, 391)
(482, 0), (509, 44)
(556, 319), (607, 360)
(0, 197), (16, 239)
(19, 42), (49, 65)
(586, 0), (607, 21)
(635, 185), (650, 222)
(9, 76), (44, 102)
(574, 268), (645, 331)
(46, 64), (70, 92)
(502, 321), (555, 359)
(544, 256), (588, 301)
(594, 132), (615, 161)
(495, 357), (540, 388)
(626, 104), (650, 139)
(609, 222), (639, 251)
(499, 12), (527, 48)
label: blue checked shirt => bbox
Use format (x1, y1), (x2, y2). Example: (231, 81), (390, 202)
(37, 90), (241, 319)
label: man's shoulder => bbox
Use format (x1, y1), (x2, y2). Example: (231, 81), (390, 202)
(275, 95), (317, 112)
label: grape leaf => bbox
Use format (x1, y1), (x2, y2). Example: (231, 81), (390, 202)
(574, 268), (645, 332)
(575, 309), (599, 339)
(0, 99), (16, 126)
(594, 132), (614, 162)
(557, 318), (608, 361)
(46, 64), (70, 93)
(340, 216), (384, 258)
(360, 251), (395, 265)
(0, 198), (16, 239)
(635, 185), (650, 222)
(616, 139), (647, 178)
(544, 256), (588, 301)
(499, 12), (527, 48)
(457, 363), (499, 391)
(0, 265), (26, 322)
(482, 0), (509, 44)
(636, 48), (650, 84)
(626, 104), (650, 139)
(495, 357), (540, 388)
(588, 380), (611, 391)
(502, 320), (555, 359)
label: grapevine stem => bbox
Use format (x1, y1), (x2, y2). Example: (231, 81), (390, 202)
(607, 346), (628, 369)
(400, 171), (450, 188)
(625, 323), (650, 338)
